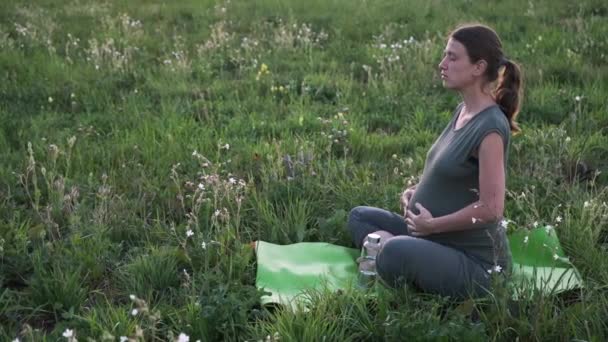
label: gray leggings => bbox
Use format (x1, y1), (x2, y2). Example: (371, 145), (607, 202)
(348, 206), (493, 298)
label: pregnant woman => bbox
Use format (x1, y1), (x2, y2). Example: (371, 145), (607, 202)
(348, 23), (523, 298)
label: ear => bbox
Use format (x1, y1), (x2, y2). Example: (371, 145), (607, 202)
(472, 59), (488, 77)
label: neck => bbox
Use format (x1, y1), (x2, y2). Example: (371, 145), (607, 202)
(459, 84), (495, 115)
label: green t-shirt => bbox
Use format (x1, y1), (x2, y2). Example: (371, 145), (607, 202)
(408, 102), (512, 270)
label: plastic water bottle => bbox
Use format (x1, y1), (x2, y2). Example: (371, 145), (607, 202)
(358, 233), (381, 289)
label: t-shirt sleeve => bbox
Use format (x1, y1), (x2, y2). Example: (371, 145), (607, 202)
(471, 112), (511, 156)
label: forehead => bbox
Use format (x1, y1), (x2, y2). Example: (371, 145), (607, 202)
(444, 38), (467, 55)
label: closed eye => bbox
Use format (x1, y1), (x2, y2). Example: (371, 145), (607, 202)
(443, 51), (457, 61)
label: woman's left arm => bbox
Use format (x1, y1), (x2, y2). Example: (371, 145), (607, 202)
(407, 132), (505, 236)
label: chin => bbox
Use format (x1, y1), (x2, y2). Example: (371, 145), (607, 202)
(442, 80), (461, 91)
(441, 81), (455, 90)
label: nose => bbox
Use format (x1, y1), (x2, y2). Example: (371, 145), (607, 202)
(438, 57), (447, 71)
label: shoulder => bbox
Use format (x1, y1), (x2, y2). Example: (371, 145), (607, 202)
(479, 106), (511, 141)
(481, 106), (509, 127)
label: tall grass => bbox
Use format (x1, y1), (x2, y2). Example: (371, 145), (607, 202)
(1, 0), (607, 340)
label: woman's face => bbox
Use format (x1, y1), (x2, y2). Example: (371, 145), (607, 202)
(438, 38), (480, 90)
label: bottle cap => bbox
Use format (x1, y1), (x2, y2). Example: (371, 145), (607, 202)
(367, 233), (381, 244)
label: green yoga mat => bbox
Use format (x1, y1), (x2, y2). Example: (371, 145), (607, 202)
(255, 226), (584, 308)
(507, 226), (584, 297)
(255, 241), (360, 310)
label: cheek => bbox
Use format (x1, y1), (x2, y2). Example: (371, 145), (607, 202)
(449, 61), (467, 74)
(450, 62), (474, 81)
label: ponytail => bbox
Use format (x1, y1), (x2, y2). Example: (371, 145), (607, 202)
(494, 59), (523, 135)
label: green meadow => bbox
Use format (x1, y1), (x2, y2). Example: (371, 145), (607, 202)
(1, 0), (608, 340)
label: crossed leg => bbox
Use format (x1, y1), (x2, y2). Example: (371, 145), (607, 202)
(347, 205), (492, 298)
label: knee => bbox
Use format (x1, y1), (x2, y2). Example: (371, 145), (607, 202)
(380, 235), (419, 255)
(378, 237), (402, 261)
(348, 206), (364, 221)
(376, 237), (419, 286)
(347, 206), (365, 247)
(347, 206), (366, 230)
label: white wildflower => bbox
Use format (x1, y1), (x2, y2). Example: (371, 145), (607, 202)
(120, 337), (128, 342)
(62, 329), (74, 338)
(533, 221), (538, 228)
(198, 183), (205, 191)
(500, 219), (509, 229)
(48, 96), (54, 103)
(177, 333), (190, 342)
(129, 294), (136, 300)
(493, 265), (502, 273)
(565, 136), (571, 143)
(265, 332), (280, 342)
(131, 308), (139, 316)
(553, 253), (559, 260)
(584, 201), (590, 208)
(523, 236), (529, 244)
(186, 229), (194, 237)
(201, 241), (207, 249)
(556, 216), (562, 223)
(574, 95), (582, 102)
(214, 209), (220, 217)
(228, 177), (237, 185)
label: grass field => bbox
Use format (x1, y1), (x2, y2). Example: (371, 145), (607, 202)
(1, 0), (608, 340)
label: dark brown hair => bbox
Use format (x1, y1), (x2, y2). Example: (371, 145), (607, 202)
(450, 23), (523, 134)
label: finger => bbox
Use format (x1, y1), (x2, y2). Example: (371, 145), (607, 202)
(406, 210), (417, 219)
(416, 204), (431, 218)
(406, 218), (415, 228)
